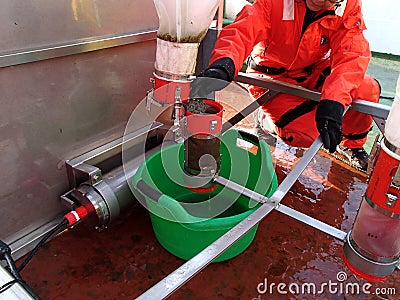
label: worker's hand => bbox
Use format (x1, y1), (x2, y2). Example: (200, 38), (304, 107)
(190, 58), (235, 98)
(315, 100), (344, 153)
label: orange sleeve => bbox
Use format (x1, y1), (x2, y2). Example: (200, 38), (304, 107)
(210, 0), (272, 76)
(321, 1), (371, 107)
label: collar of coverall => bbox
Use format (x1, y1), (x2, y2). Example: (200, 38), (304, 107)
(283, 0), (347, 20)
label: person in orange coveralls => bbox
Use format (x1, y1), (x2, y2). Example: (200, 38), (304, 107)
(191, 0), (381, 171)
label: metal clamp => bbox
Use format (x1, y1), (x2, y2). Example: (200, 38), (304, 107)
(385, 138), (400, 157)
(172, 87), (184, 143)
(386, 155), (400, 208)
(367, 134), (381, 175)
(210, 120), (218, 132)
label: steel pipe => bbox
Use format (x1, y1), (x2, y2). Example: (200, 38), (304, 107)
(235, 72), (391, 120)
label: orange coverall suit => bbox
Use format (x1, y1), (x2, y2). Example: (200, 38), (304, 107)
(210, 0), (380, 148)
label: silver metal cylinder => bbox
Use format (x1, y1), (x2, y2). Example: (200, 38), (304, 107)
(71, 156), (145, 229)
(343, 232), (399, 278)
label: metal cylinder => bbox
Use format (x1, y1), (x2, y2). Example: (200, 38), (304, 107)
(71, 157), (144, 229)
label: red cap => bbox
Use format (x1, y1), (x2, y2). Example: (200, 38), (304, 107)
(64, 206), (89, 226)
(343, 254), (389, 282)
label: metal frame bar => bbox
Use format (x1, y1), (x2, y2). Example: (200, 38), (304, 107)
(8, 214), (67, 261)
(66, 122), (163, 189)
(214, 176), (347, 241)
(235, 73), (321, 101)
(0, 30), (157, 68)
(235, 73), (391, 120)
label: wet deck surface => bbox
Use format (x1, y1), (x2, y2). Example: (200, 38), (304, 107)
(19, 139), (400, 300)
(18, 59), (400, 299)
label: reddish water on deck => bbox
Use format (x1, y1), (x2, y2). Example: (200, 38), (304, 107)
(18, 141), (400, 300)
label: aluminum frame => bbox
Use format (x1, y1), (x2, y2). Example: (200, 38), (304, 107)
(0, 31), (157, 68)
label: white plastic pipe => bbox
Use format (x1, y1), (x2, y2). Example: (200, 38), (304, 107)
(155, 39), (200, 76)
(385, 74), (400, 148)
(153, 0), (220, 76)
(153, 0), (220, 43)
(224, 0), (250, 20)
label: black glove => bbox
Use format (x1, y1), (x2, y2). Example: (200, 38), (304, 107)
(190, 57), (235, 98)
(315, 100), (344, 153)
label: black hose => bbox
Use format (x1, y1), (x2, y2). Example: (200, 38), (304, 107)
(17, 218), (68, 273)
(19, 280), (42, 300)
(4, 253), (22, 281)
(0, 279), (19, 294)
(2, 254), (41, 300)
(0, 215), (78, 299)
(0, 241), (41, 299)
(380, 95), (395, 100)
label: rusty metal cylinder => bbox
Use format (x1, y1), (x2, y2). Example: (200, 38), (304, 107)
(183, 99), (223, 192)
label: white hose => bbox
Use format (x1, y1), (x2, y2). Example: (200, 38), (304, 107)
(385, 74), (400, 148)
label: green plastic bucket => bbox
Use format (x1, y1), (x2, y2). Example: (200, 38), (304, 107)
(132, 129), (277, 262)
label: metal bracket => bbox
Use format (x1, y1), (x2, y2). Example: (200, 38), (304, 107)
(386, 193), (398, 208)
(172, 87), (184, 143)
(67, 163), (103, 188)
(367, 134), (382, 175)
(146, 88), (169, 112)
(65, 122), (163, 189)
(373, 116), (386, 134)
(386, 167), (400, 207)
